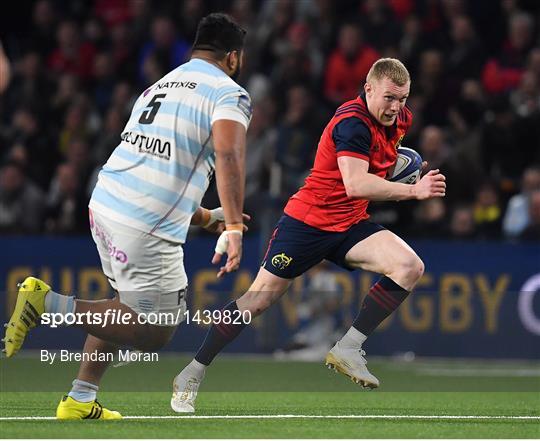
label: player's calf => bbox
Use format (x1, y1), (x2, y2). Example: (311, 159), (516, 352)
(236, 290), (281, 316)
(236, 267), (292, 316)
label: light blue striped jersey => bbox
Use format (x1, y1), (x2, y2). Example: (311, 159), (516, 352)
(89, 59), (252, 243)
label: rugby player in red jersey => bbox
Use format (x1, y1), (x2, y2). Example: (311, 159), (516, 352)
(171, 58), (446, 412)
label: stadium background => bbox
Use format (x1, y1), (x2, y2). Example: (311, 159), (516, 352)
(0, 0), (539, 361)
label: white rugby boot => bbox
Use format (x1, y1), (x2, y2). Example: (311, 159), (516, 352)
(325, 341), (380, 389)
(171, 362), (205, 413)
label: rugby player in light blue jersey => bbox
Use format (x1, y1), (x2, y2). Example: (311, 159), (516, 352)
(3, 13), (252, 420)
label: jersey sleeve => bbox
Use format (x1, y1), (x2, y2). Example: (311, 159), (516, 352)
(212, 86), (252, 130)
(332, 117), (372, 161)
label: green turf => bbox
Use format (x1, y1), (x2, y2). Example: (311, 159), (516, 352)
(1, 354), (539, 438)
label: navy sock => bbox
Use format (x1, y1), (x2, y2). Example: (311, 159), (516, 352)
(195, 301), (247, 366)
(353, 276), (410, 335)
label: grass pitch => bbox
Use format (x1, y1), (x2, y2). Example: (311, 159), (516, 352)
(1, 354), (539, 438)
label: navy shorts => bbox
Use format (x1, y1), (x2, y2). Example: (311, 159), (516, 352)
(261, 214), (386, 279)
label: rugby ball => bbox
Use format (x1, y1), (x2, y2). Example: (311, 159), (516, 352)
(388, 147), (422, 184)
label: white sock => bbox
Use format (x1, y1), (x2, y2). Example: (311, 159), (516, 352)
(184, 359), (206, 379)
(68, 379), (98, 403)
(339, 327), (367, 349)
(44, 290), (75, 317)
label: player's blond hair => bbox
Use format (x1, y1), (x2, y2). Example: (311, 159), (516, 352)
(366, 58), (410, 86)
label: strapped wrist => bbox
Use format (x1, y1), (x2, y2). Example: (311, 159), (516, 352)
(225, 223), (244, 232)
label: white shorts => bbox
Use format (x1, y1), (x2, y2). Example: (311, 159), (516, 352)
(89, 209), (187, 326)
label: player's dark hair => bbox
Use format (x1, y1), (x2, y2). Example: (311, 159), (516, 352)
(193, 13), (246, 55)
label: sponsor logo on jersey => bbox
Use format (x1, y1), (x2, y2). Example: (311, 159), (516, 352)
(121, 131), (171, 160)
(155, 81), (197, 90)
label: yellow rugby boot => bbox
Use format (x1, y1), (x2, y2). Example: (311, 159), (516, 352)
(56, 396), (122, 420)
(3, 277), (50, 357)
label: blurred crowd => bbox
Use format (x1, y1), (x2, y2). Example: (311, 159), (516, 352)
(0, 0), (539, 241)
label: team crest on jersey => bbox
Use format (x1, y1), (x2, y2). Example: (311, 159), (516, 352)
(271, 253), (293, 270)
(395, 134), (404, 150)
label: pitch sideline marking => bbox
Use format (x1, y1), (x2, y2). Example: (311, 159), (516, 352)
(417, 367), (540, 377)
(1, 414), (539, 421)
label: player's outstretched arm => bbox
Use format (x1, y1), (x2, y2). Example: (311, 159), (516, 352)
(338, 156), (446, 201)
(211, 119), (247, 277)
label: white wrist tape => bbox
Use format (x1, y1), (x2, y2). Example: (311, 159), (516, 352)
(203, 207), (225, 228)
(215, 230), (243, 254)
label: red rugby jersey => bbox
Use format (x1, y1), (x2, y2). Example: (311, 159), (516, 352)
(284, 94), (413, 232)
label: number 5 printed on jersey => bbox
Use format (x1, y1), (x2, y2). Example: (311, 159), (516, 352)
(139, 94), (167, 124)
